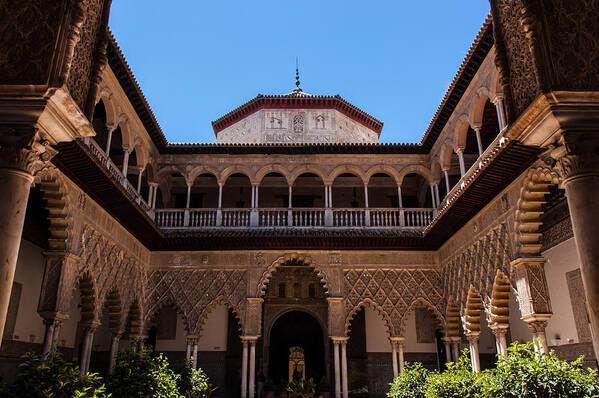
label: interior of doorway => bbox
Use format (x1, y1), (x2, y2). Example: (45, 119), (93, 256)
(268, 311), (325, 384)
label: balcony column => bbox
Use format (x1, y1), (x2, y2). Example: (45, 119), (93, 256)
(136, 166), (145, 193)
(121, 147), (131, 176)
(364, 184), (370, 226)
(185, 182), (192, 208)
(473, 126), (483, 157)
(324, 184), (333, 226)
(397, 185), (403, 208)
(105, 124), (116, 157)
(443, 169), (451, 195)
(456, 147), (466, 177)
(288, 185), (293, 226)
(430, 184), (437, 208)
(288, 185), (292, 208)
(433, 183), (440, 207)
(250, 184), (259, 226)
(217, 183), (224, 226)
(363, 184), (369, 208)
(492, 96), (507, 131)
(148, 182), (158, 209)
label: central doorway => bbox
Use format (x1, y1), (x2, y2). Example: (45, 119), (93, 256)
(268, 310), (325, 383)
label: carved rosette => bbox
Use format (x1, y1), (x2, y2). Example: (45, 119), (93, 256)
(0, 127), (58, 175)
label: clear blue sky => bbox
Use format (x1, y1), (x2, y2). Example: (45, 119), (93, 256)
(109, 1), (490, 144)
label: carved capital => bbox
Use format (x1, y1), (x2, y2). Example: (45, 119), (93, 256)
(551, 131), (599, 182)
(524, 317), (549, 334)
(0, 127), (58, 175)
(465, 332), (480, 344)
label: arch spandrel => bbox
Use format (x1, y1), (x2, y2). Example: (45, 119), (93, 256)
(188, 165), (221, 185)
(364, 165), (401, 186)
(256, 253), (330, 298)
(398, 297), (446, 337)
(396, 164), (433, 186)
(326, 165), (368, 186)
(255, 164), (292, 185)
(288, 165), (328, 186)
(219, 165), (255, 185)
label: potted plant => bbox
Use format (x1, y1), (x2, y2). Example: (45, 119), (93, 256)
(264, 379), (276, 398)
(317, 376), (330, 398)
(279, 379), (289, 398)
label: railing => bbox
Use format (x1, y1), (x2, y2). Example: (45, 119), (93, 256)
(155, 207), (436, 230)
(81, 137), (152, 214)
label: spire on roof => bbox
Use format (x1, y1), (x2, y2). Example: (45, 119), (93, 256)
(294, 57), (302, 93)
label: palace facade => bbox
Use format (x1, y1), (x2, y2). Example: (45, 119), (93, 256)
(1, 3), (599, 398)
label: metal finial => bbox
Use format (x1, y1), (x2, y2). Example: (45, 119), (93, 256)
(295, 57), (300, 89)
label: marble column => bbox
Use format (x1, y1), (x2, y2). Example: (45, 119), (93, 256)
(441, 337), (452, 364)
(397, 339), (405, 373)
(80, 322), (100, 376)
(241, 339), (249, 398)
(151, 183), (158, 209)
(41, 313), (67, 357)
(185, 338), (192, 362)
(333, 339), (341, 398)
(363, 185), (369, 208)
(555, 134), (599, 358)
(105, 125), (116, 157)
(186, 183), (192, 208)
(451, 339), (460, 363)
(391, 340), (398, 377)
(397, 185), (403, 208)
(492, 327), (508, 357)
(192, 339), (199, 369)
(430, 184), (436, 208)
(474, 127), (483, 156)
(121, 148), (130, 176)
(443, 169), (451, 195)
(249, 339), (256, 398)
(456, 148), (466, 177)
(136, 166), (145, 193)
(108, 333), (122, 374)
(526, 319), (549, 354)
(0, 133), (56, 343)
(492, 96), (507, 131)
(466, 333), (480, 372)
(341, 339), (348, 398)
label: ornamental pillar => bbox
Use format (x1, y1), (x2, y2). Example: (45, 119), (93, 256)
(105, 123), (117, 157)
(527, 319), (550, 354)
(465, 333), (481, 372)
(121, 148), (130, 176)
(391, 339), (399, 377)
(0, 128), (57, 344)
(552, 132), (599, 358)
(240, 335), (259, 398)
(390, 337), (405, 374)
(249, 339), (257, 398)
(492, 96), (507, 131)
(136, 166), (145, 193)
(331, 337), (345, 398)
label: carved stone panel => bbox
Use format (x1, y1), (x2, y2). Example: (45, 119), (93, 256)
(566, 269), (592, 343)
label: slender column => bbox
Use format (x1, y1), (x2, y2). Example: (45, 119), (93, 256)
(397, 185), (403, 208)
(443, 169), (451, 195)
(434, 183), (440, 207)
(152, 183), (158, 209)
(241, 339), (249, 398)
(328, 185), (333, 208)
(474, 127), (483, 156)
(288, 185), (292, 208)
(492, 327), (508, 357)
(492, 97), (507, 131)
(391, 340), (398, 378)
(186, 183), (192, 208)
(108, 333), (121, 374)
(341, 339), (348, 398)
(42, 318), (56, 356)
(218, 184), (223, 208)
(451, 340), (459, 363)
(466, 333), (480, 372)
(136, 167), (144, 193)
(185, 339), (192, 362)
(397, 339), (405, 373)
(324, 184), (329, 208)
(333, 340), (341, 398)
(105, 125), (116, 157)
(526, 320), (549, 354)
(456, 148), (466, 177)
(51, 317), (65, 356)
(192, 339), (198, 369)
(364, 185), (369, 208)
(251, 185), (256, 208)
(147, 184), (153, 205)
(430, 184), (436, 208)
(80, 322), (99, 376)
(121, 149), (130, 176)
(441, 337), (452, 364)
(249, 339), (256, 398)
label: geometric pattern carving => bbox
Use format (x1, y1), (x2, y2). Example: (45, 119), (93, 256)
(511, 257), (552, 318)
(344, 269), (445, 336)
(144, 269), (247, 335)
(257, 253), (329, 297)
(443, 223), (512, 312)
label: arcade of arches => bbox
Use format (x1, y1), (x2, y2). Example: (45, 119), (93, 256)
(2, 3), (599, 398)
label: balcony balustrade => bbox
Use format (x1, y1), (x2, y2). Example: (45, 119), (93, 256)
(154, 207), (435, 230)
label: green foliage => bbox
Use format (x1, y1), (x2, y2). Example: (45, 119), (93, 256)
(387, 362), (431, 398)
(171, 360), (216, 398)
(489, 341), (599, 398)
(0, 352), (109, 398)
(287, 378), (316, 398)
(388, 342), (599, 398)
(106, 344), (181, 398)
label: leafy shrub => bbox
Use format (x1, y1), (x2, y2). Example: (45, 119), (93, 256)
(489, 341), (599, 398)
(0, 352), (109, 398)
(287, 377), (316, 397)
(425, 352), (490, 398)
(107, 343), (181, 398)
(171, 360), (216, 398)
(387, 362), (430, 398)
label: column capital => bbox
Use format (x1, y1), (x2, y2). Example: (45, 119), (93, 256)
(455, 146), (465, 155)
(330, 336), (349, 343)
(491, 95), (504, 105)
(39, 311), (69, 323)
(240, 335), (260, 342)
(523, 314), (550, 333)
(489, 325), (509, 337)
(550, 131), (599, 182)
(84, 320), (101, 333)
(246, 297), (264, 304)
(327, 297), (344, 304)
(465, 331), (480, 343)
(0, 126), (58, 175)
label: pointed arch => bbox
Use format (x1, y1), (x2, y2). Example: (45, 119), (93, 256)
(514, 166), (561, 256)
(344, 298), (393, 337)
(257, 253), (329, 297)
(399, 297), (446, 335)
(191, 296), (243, 335)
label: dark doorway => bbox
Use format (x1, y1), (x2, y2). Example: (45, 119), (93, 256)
(225, 309), (243, 398)
(269, 311), (325, 384)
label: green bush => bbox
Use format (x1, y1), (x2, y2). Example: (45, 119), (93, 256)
(171, 360), (216, 398)
(388, 342), (599, 398)
(0, 352), (109, 398)
(387, 362), (430, 398)
(107, 343), (181, 398)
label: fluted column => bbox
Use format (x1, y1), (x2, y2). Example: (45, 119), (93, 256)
(466, 333), (480, 372)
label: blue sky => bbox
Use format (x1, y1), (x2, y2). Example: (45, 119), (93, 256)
(109, 1), (490, 144)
